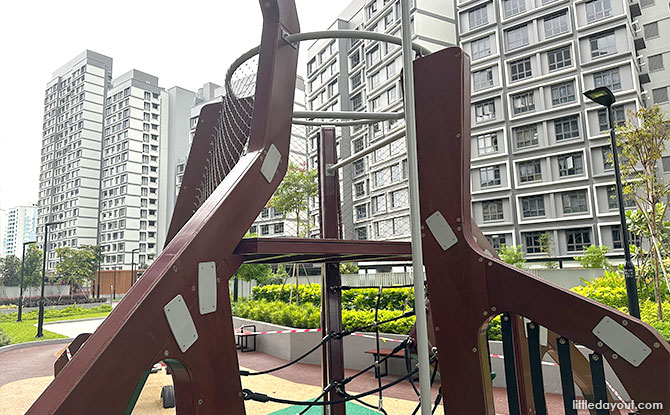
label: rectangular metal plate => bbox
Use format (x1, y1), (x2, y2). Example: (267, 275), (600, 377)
(164, 295), (198, 353)
(261, 144), (281, 183)
(425, 211), (458, 251)
(198, 262), (217, 315)
(592, 316), (651, 367)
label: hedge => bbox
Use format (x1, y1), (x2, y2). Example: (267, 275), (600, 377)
(0, 304), (112, 323)
(0, 295), (107, 307)
(251, 284), (414, 311)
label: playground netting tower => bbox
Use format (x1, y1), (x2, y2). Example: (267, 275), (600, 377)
(27, 0), (670, 414)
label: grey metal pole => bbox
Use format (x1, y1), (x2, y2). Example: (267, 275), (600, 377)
(400, 1), (432, 413)
(131, 250), (136, 286)
(17, 241), (34, 322)
(36, 224), (51, 337)
(608, 104), (641, 318)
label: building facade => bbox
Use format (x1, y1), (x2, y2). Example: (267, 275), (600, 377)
(36, 50), (113, 270)
(458, 0), (648, 260)
(305, 0), (457, 241)
(3, 206), (37, 258)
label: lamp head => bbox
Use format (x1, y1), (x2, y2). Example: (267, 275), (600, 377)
(584, 86), (616, 107)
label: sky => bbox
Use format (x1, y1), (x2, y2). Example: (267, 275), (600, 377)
(0, 0), (352, 209)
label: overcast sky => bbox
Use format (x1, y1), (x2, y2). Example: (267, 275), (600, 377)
(0, 0), (351, 209)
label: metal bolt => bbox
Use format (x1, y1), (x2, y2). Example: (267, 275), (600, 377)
(612, 353), (618, 359)
(592, 354), (600, 361)
(488, 261), (493, 266)
(173, 265), (178, 272)
(491, 306), (497, 312)
(622, 320), (628, 326)
(654, 342), (661, 349)
(164, 350), (169, 356)
(483, 311), (488, 316)
(456, 217), (462, 222)
(192, 285), (196, 291)
(529, 323), (536, 330)
(238, 391), (244, 398)
(421, 233), (425, 237)
(456, 133), (461, 138)
(478, 257), (484, 262)
(456, 226), (462, 231)
(216, 277), (221, 283)
(435, 326), (440, 332)
(597, 341), (603, 347)
(559, 338), (566, 345)
(503, 316), (509, 321)
(472, 347), (477, 352)
(198, 399), (203, 405)
(421, 225), (425, 230)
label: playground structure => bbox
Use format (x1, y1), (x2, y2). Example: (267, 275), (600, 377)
(25, 0), (670, 414)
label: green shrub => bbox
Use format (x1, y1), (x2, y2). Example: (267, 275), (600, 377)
(0, 304), (112, 323)
(251, 284), (414, 311)
(618, 300), (670, 342)
(487, 315), (502, 341)
(571, 271), (628, 309)
(0, 328), (10, 347)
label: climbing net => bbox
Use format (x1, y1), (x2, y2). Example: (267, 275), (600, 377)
(239, 286), (442, 414)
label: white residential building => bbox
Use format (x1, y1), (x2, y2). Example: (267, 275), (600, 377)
(3, 206), (37, 258)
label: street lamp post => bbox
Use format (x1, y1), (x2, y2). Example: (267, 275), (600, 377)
(131, 248), (139, 286)
(17, 241), (36, 322)
(584, 86), (641, 319)
(113, 266), (117, 300)
(36, 221), (63, 338)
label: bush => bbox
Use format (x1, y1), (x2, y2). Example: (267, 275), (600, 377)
(619, 300), (670, 342)
(487, 315), (502, 341)
(251, 284), (414, 311)
(571, 271), (628, 309)
(0, 328), (10, 347)
(0, 304), (112, 323)
(0, 295), (107, 307)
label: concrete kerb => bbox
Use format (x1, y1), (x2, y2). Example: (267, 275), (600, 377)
(0, 338), (73, 354)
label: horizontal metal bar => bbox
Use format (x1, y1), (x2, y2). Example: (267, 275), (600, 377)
(329, 130), (405, 171)
(284, 30), (432, 57)
(292, 119), (379, 127)
(293, 111), (404, 121)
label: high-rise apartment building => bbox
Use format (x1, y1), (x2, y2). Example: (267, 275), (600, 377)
(3, 206), (37, 258)
(459, 0), (650, 259)
(305, 0), (457, 240)
(634, 0), (670, 113)
(37, 51), (113, 270)
(0, 208), (6, 257)
(99, 70), (167, 269)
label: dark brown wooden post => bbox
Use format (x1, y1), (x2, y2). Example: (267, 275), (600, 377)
(318, 126), (346, 415)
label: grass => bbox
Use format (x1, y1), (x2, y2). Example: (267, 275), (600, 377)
(0, 304), (113, 345)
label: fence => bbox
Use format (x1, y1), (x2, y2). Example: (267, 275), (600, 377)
(0, 285), (70, 299)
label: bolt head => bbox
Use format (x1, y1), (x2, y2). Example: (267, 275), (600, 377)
(164, 350), (169, 356)
(435, 326), (440, 332)
(597, 341), (603, 347)
(483, 311), (488, 316)
(173, 265), (178, 272)
(192, 285), (196, 291)
(198, 399), (203, 405)
(478, 257), (484, 262)
(592, 354), (600, 361)
(612, 353), (618, 359)
(622, 320), (628, 326)
(490, 306), (497, 312)
(472, 347), (477, 352)
(456, 226), (462, 231)
(559, 338), (566, 345)
(654, 342), (661, 349)
(216, 277), (221, 283)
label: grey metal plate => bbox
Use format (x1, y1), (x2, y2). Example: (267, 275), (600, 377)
(261, 144), (281, 183)
(198, 262), (217, 315)
(425, 211), (458, 251)
(592, 316), (651, 367)
(164, 295), (198, 353)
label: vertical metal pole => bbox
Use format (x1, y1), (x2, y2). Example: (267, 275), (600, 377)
(131, 250), (135, 287)
(608, 104), (641, 318)
(400, 2), (432, 413)
(36, 224), (50, 338)
(318, 127), (346, 415)
(17, 242), (30, 322)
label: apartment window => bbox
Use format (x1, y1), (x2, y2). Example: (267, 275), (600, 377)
(469, 4), (488, 29)
(544, 11), (569, 38)
(547, 46), (572, 71)
(512, 91), (535, 114)
(610, 226), (623, 249)
(607, 186), (636, 209)
(475, 99), (495, 122)
(562, 190), (588, 214)
(653, 87), (669, 104)
(640, 0), (655, 7)
(602, 146), (613, 170)
(371, 195), (386, 213)
(391, 189), (408, 208)
(473, 68), (494, 90)
(521, 195), (545, 218)
(644, 22), (659, 39)
(507, 25), (529, 50)
(503, 0), (526, 17)
(590, 32), (617, 58)
(480, 165), (501, 187)
(593, 68), (621, 91)
(648, 54), (664, 72)
(367, 45), (381, 66)
(486, 234), (507, 251)
(524, 231), (544, 253)
(566, 228), (591, 251)
(355, 204), (368, 219)
(514, 125), (538, 149)
(260, 224), (269, 236)
(370, 71), (381, 89)
(274, 223), (284, 234)
(477, 133), (498, 155)
(355, 227), (368, 240)
(519, 160), (542, 182)
(351, 93), (363, 111)
(663, 156), (670, 172)
(482, 200), (504, 221)
(554, 115), (580, 141)
(350, 51), (361, 69)
(510, 57), (532, 81)
(366, 1), (377, 18)
(354, 182), (366, 197)
(586, 0), (612, 22)
(471, 36), (491, 59)
(327, 81), (337, 98)
(551, 81), (576, 105)
(353, 159), (365, 175)
(558, 153), (584, 176)
(598, 105), (625, 131)
(387, 86), (397, 103)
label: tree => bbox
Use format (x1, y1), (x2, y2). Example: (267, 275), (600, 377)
(22, 245), (44, 295)
(616, 105), (670, 320)
(499, 244), (525, 269)
(54, 246), (99, 298)
(0, 256), (21, 286)
(576, 245), (612, 270)
(268, 162), (318, 237)
(539, 232), (558, 269)
(339, 262), (359, 274)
